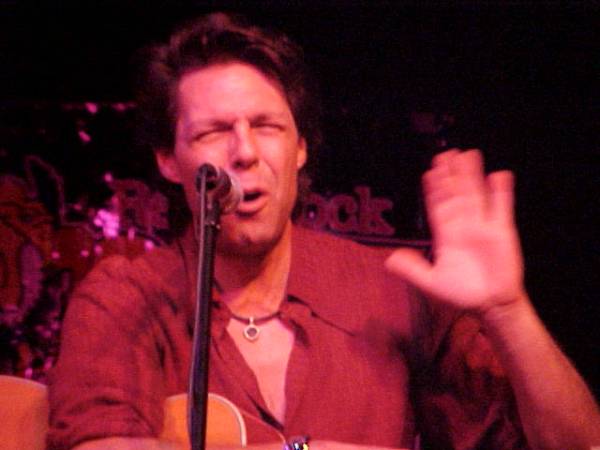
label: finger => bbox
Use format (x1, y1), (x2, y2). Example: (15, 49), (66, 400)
(422, 168), (453, 240)
(450, 149), (487, 195)
(426, 149), (465, 207)
(423, 151), (484, 233)
(448, 149), (488, 217)
(487, 170), (515, 223)
(449, 148), (485, 179)
(385, 248), (433, 292)
(431, 148), (461, 169)
(422, 165), (454, 206)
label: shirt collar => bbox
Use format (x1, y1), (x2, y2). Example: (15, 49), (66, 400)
(177, 224), (359, 335)
(287, 225), (360, 334)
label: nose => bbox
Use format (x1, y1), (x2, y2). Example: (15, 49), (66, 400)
(230, 120), (259, 170)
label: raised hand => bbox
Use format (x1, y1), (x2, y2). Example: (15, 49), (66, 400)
(385, 149), (527, 316)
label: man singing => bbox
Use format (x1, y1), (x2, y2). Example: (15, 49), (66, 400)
(47, 12), (600, 450)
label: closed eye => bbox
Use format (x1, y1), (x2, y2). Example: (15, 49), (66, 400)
(253, 122), (285, 133)
(191, 126), (231, 143)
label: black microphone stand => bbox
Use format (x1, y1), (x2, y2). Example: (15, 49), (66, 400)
(188, 164), (223, 450)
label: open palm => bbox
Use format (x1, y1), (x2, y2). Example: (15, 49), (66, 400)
(386, 150), (525, 315)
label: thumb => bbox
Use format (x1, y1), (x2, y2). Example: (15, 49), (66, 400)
(384, 248), (433, 291)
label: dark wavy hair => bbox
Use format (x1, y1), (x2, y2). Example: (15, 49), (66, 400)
(133, 12), (321, 232)
(135, 12), (321, 157)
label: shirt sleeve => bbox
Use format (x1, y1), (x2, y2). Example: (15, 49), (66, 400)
(412, 305), (530, 450)
(46, 255), (167, 450)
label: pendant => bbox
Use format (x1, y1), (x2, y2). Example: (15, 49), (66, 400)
(230, 310), (279, 342)
(243, 318), (260, 341)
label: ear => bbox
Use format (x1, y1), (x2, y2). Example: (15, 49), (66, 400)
(296, 138), (307, 170)
(154, 148), (182, 184)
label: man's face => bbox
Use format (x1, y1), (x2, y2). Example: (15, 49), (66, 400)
(156, 62), (307, 256)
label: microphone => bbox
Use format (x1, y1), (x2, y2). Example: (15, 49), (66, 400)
(195, 164), (243, 214)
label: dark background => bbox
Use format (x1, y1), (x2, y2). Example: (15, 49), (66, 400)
(1, 1), (598, 396)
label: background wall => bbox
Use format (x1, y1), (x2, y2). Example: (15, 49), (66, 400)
(1, 1), (598, 396)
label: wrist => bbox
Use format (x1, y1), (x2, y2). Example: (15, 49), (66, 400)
(479, 290), (532, 331)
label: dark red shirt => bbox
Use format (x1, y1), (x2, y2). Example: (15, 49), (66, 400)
(47, 226), (527, 449)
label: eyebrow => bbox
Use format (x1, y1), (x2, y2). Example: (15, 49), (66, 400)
(185, 112), (289, 131)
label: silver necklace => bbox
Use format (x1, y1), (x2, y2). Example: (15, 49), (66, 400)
(229, 311), (280, 341)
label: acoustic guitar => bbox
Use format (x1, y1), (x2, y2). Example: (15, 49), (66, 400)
(0, 375), (284, 450)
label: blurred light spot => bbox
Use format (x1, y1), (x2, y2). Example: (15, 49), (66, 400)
(78, 130), (91, 143)
(85, 102), (99, 114)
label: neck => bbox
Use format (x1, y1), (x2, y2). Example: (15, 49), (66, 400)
(215, 222), (293, 316)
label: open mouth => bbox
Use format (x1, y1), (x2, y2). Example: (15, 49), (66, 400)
(243, 191), (262, 203)
(236, 189), (266, 215)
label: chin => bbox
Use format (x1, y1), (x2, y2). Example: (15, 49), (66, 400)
(216, 222), (284, 258)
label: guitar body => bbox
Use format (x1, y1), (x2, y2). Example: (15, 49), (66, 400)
(162, 393), (248, 447)
(0, 375), (283, 449)
(0, 375), (49, 450)
(162, 393), (285, 448)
